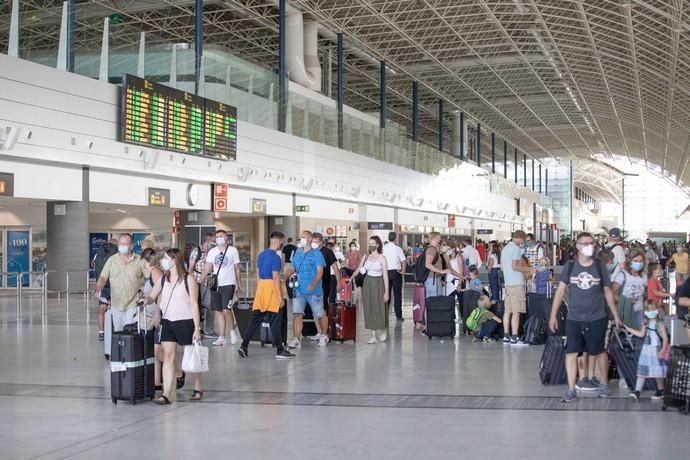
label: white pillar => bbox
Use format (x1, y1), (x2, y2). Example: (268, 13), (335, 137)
(8, 0), (19, 57)
(170, 44), (178, 86)
(56, 2), (69, 70)
(247, 73), (254, 123)
(98, 17), (110, 81)
(136, 32), (145, 78)
(225, 65), (232, 104)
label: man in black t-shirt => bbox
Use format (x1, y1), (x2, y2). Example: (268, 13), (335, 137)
(675, 279), (690, 340)
(282, 238), (297, 265)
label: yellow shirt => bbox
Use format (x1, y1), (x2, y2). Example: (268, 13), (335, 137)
(100, 254), (144, 311)
(672, 253), (688, 275)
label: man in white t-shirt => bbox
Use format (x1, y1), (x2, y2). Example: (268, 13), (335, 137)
(383, 232), (407, 321)
(461, 238), (481, 270)
(605, 228), (626, 280)
(200, 230), (242, 347)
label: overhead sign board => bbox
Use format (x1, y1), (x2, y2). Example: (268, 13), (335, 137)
(148, 188), (170, 207)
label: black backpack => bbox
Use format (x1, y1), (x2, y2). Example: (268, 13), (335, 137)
(413, 247), (440, 284)
(94, 243), (118, 278)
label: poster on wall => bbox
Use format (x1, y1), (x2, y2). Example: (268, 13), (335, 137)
(89, 233), (109, 279)
(132, 233), (151, 254)
(7, 230), (30, 287)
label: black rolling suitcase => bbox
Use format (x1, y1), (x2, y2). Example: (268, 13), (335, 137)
(110, 324), (155, 405)
(608, 329), (657, 391)
(461, 290), (481, 334)
(539, 335), (567, 385)
(663, 345), (690, 414)
(259, 305), (288, 347)
(424, 296), (456, 339)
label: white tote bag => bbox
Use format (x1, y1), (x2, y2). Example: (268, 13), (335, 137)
(181, 342), (209, 373)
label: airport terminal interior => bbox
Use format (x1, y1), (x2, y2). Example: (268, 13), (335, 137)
(2, 0), (690, 458)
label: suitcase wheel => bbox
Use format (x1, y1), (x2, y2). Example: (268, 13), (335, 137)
(112, 398), (117, 405)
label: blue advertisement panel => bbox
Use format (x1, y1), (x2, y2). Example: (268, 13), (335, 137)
(89, 233), (109, 279)
(132, 233), (151, 254)
(7, 230), (30, 287)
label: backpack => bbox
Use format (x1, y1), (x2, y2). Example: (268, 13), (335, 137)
(466, 307), (487, 332)
(413, 247), (440, 284)
(94, 243), (118, 278)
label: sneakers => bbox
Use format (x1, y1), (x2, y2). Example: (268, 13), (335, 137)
(503, 336), (512, 344)
(287, 337), (302, 349)
(98, 332), (104, 342)
(229, 328), (240, 345)
(591, 377), (601, 387)
(511, 338), (528, 346)
(596, 383), (610, 398)
(651, 389), (665, 400)
(212, 337), (227, 347)
(238, 347), (248, 358)
(483, 337), (495, 344)
(275, 349), (295, 360)
(309, 334), (322, 342)
(472, 337), (482, 343)
(318, 335), (329, 347)
(561, 389), (577, 403)
(629, 391), (640, 401)
(575, 378), (598, 391)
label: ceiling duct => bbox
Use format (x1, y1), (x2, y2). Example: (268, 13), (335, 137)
(286, 8), (321, 92)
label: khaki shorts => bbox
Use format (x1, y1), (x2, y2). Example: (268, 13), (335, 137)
(505, 285), (526, 314)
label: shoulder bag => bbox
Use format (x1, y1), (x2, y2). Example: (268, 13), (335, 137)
(206, 246), (229, 292)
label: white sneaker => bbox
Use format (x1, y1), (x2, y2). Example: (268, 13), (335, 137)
(318, 335), (329, 347)
(367, 336), (377, 344)
(212, 337), (226, 347)
(230, 328), (240, 345)
(309, 334), (322, 342)
(287, 337), (302, 349)
(379, 330), (388, 342)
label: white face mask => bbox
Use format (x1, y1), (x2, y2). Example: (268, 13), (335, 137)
(311, 242), (319, 250)
(580, 245), (594, 257)
(299, 238), (307, 248)
(215, 237), (226, 247)
(160, 258), (172, 271)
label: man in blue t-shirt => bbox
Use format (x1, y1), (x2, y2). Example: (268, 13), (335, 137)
(501, 230), (533, 345)
(286, 230), (327, 348)
(238, 232), (294, 360)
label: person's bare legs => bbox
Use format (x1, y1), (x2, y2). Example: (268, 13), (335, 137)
(596, 352), (609, 385)
(154, 343), (163, 387)
(319, 315), (330, 338)
(293, 314), (304, 339)
(566, 353), (578, 390)
(224, 308), (236, 330)
(503, 312), (512, 335)
(160, 342), (177, 402)
(216, 311), (226, 338)
(511, 313), (520, 337)
(98, 303), (107, 331)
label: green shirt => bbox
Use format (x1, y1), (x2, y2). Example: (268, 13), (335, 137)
(100, 254), (144, 311)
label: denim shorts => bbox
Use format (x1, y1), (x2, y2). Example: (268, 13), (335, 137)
(292, 294), (326, 319)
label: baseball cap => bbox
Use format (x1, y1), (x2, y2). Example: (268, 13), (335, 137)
(608, 228), (621, 238)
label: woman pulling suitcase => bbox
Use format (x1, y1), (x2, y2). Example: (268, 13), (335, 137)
(144, 248), (203, 404)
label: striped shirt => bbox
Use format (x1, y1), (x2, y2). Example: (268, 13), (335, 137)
(100, 254), (144, 311)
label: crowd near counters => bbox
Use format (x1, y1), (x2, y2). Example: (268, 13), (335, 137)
(93, 227), (690, 405)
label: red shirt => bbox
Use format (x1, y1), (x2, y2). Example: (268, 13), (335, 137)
(647, 278), (663, 304)
(477, 245), (487, 264)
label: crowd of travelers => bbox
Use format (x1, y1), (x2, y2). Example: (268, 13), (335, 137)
(92, 226), (690, 404)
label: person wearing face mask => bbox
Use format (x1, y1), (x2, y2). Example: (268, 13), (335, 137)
(350, 236), (390, 343)
(605, 228), (626, 282)
(285, 231), (328, 348)
(533, 257), (552, 296)
(383, 232), (407, 321)
(424, 232), (451, 298)
(524, 233), (544, 269)
(199, 230), (242, 347)
(671, 245), (689, 289)
(611, 248), (648, 329)
(313, 233), (341, 325)
(624, 300), (669, 401)
(550, 232), (621, 402)
(345, 242), (361, 276)
(94, 238), (119, 342)
(144, 248), (203, 404)
(140, 248), (165, 391)
(94, 233), (145, 334)
(644, 243), (658, 266)
(500, 230), (533, 345)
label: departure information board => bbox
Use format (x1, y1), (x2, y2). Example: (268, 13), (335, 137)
(121, 74), (237, 160)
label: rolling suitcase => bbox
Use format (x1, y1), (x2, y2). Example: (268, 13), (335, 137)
(331, 302), (357, 343)
(608, 329), (657, 391)
(667, 316), (689, 346)
(424, 295), (456, 339)
(539, 335), (567, 385)
(233, 297), (261, 341)
(340, 277), (352, 303)
(663, 345), (690, 414)
(412, 285), (426, 325)
(523, 315), (547, 345)
(258, 305), (288, 347)
(462, 290), (481, 334)
(104, 308), (113, 360)
(110, 318), (155, 405)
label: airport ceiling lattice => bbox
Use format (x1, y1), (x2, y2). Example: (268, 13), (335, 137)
(2, 0), (690, 199)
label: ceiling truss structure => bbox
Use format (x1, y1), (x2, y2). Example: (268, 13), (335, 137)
(2, 0), (690, 202)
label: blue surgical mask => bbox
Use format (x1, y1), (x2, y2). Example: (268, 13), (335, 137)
(118, 245), (129, 255)
(526, 241), (533, 248)
(216, 237), (226, 247)
(631, 261), (644, 272)
(644, 310), (659, 319)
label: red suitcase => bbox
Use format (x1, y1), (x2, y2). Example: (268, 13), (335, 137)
(413, 285), (426, 325)
(331, 302), (356, 342)
(340, 276), (352, 303)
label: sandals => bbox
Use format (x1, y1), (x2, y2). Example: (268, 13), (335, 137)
(154, 395), (171, 405)
(154, 385), (163, 392)
(189, 390), (204, 402)
(176, 371), (186, 390)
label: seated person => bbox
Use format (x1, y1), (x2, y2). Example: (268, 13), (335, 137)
(466, 296), (502, 343)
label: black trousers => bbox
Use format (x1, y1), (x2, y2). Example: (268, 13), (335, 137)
(387, 270), (403, 319)
(240, 309), (284, 352)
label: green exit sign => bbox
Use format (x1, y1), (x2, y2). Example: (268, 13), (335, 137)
(295, 205), (310, 212)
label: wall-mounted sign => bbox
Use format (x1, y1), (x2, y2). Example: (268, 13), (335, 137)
(54, 204), (67, 216)
(367, 222), (393, 230)
(148, 188), (170, 207)
(477, 229), (493, 235)
(0, 172), (14, 196)
(213, 183), (228, 211)
(295, 205), (310, 213)
(252, 198), (266, 215)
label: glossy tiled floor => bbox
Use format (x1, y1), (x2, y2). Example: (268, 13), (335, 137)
(1, 290), (689, 460)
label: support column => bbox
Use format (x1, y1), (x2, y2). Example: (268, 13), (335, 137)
(194, 0), (203, 95)
(46, 167), (89, 292)
(460, 112), (465, 160)
(268, 216), (300, 247)
(438, 98), (444, 151)
(8, 0), (19, 57)
(476, 123), (481, 166)
(503, 141), (507, 179)
(278, 0), (287, 133)
(337, 32), (344, 149)
(181, 210), (216, 247)
(452, 111), (463, 158)
(380, 61), (387, 129)
(523, 154), (527, 187)
(412, 80), (419, 142)
(514, 148), (518, 183)
(67, 0), (76, 72)
(539, 164), (542, 194)
(545, 168), (549, 196)
(532, 159), (535, 191)
(491, 132), (496, 174)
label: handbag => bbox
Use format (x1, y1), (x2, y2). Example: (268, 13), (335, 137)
(206, 245), (229, 292)
(181, 342), (209, 373)
(354, 255), (368, 288)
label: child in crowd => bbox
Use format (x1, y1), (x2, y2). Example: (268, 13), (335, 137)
(647, 263), (671, 313)
(534, 257), (552, 296)
(467, 296), (502, 343)
(625, 300), (669, 401)
(466, 266), (483, 293)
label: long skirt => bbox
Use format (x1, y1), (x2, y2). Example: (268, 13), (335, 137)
(361, 275), (387, 330)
